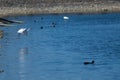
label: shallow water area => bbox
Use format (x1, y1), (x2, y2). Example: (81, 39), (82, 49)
(0, 13), (120, 80)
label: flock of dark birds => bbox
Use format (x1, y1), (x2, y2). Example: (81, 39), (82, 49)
(0, 17), (95, 74)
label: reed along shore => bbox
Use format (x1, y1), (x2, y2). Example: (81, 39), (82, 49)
(0, 0), (120, 17)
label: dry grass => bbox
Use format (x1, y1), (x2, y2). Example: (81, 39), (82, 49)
(0, 0), (120, 17)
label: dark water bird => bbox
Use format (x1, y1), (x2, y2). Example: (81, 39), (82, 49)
(52, 22), (56, 27)
(0, 69), (4, 73)
(41, 17), (43, 20)
(40, 26), (43, 29)
(34, 20), (37, 22)
(84, 60), (95, 65)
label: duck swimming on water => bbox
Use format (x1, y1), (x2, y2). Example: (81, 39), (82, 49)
(84, 60), (95, 65)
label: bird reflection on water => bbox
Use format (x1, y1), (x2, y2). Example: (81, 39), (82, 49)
(19, 47), (28, 54)
(19, 47), (28, 80)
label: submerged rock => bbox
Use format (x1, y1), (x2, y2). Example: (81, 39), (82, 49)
(0, 30), (4, 39)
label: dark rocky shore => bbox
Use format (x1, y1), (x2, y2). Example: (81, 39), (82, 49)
(0, 0), (120, 17)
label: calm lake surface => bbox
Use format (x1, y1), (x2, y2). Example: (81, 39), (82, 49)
(0, 13), (120, 80)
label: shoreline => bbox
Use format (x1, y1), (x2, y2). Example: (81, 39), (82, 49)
(0, 1), (120, 17)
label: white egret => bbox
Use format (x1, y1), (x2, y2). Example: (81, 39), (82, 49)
(17, 28), (30, 35)
(17, 28), (27, 34)
(63, 16), (69, 20)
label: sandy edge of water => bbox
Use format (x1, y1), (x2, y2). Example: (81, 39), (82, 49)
(0, 2), (120, 17)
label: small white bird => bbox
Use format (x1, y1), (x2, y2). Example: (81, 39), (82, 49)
(17, 28), (30, 35)
(63, 16), (69, 20)
(17, 28), (27, 34)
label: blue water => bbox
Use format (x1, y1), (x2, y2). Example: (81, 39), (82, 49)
(0, 13), (120, 80)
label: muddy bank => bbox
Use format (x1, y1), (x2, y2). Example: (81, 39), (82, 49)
(0, 0), (120, 17)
